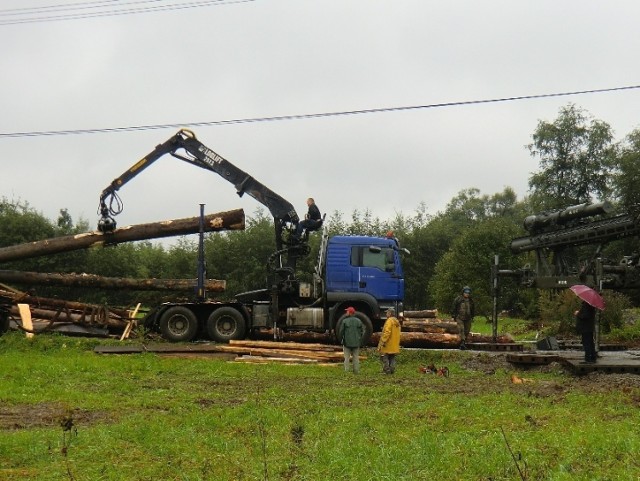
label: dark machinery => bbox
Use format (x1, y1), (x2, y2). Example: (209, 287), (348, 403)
(488, 202), (640, 343)
(98, 129), (308, 272)
(501, 201), (640, 289)
(0, 293), (11, 335)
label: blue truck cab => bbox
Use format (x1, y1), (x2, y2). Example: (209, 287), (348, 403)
(324, 235), (406, 332)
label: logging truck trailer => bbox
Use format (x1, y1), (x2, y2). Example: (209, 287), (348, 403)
(141, 231), (408, 343)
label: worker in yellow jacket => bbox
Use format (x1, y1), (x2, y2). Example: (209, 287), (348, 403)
(378, 308), (401, 374)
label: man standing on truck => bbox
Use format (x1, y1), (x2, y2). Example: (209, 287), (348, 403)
(452, 286), (475, 350)
(378, 308), (401, 374)
(338, 306), (364, 374)
(295, 197), (322, 238)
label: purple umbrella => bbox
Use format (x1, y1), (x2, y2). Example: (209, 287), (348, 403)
(569, 285), (605, 310)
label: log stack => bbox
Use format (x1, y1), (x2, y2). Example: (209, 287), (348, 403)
(225, 340), (352, 365)
(1, 286), (133, 334)
(0, 209), (243, 337)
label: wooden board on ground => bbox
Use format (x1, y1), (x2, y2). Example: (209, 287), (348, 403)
(17, 304), (34, 339)
(229, 339), (342, 352)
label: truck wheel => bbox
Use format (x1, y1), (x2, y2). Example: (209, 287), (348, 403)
(159, 306), (199, 342)
(207, 307), (246, 343)
(336, 311), (373, 345)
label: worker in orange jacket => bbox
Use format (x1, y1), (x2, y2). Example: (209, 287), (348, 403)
(378, 308), (401, 374)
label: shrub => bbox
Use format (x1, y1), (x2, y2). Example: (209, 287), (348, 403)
(536, 288), (631, 335)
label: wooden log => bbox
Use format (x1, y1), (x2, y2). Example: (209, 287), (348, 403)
(403, 309), (438, 318)
(369, 331), (461, 348)
(0, 270), (226, 292)
(468, 333), (514, 344)
(0, 208), (245, 263)
(401, 319), (460, 334)
(250, 329), (333, 344)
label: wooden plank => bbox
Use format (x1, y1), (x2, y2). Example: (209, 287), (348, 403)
(233, 355), (319, 364)
(229, 339), (342, 352)
(94, 345), (145, 354)
(120, 303), (141, 341)
(17, 304), (34, 339)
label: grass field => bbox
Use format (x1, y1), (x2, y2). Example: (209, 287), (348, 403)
(1, 331), (640, 481)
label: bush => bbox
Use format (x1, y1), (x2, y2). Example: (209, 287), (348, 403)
(536, 288), (631, 335)
(538, 290), (579, 335)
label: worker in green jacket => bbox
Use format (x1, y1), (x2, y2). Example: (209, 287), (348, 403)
(452, 286), (475, 350)
(338, 306), (364, 374)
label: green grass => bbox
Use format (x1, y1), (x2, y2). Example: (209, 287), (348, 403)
(1, 332), (640, 480)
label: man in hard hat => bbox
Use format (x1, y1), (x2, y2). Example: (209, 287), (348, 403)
(452, 286), (475, 350)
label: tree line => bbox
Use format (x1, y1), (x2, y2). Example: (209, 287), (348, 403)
(2, 104), (639, 324)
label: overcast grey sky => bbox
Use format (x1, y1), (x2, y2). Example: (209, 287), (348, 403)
(1, 0), (639, 236)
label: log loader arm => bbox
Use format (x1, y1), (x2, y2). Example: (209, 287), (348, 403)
(97, 129), (301, 253)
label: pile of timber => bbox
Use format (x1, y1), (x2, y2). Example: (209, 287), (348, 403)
(0, 209), (243, 337)
(223, 340), (350, 365)
(402, 309), (458, 334)
(383, 309), (462, 347)
(0, 285), (133, 335)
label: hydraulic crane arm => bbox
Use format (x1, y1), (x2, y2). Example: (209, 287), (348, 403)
(98, 129), (300, 250)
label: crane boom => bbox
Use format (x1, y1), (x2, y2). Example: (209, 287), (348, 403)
(98, 129), (300, 252)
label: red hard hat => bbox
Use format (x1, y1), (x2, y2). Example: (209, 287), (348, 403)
(345, 306), (356, 314)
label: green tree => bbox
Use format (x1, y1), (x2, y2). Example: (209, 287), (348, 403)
(403, 188), (525, 309)
(613, 128), (640, 207)
(428, 216), (525, 318)
(205, 210), (276, 297)
(527, 104), (616, 210)
(0, 198), (55, 248)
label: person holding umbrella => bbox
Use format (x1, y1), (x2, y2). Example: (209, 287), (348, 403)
(570, 285), (605, 364)
(574, 301), (597, 363)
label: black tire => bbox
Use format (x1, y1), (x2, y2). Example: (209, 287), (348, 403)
(335, 311), (373, 345)
(207, 307), (246, 343)
(159, 306), (199, 342)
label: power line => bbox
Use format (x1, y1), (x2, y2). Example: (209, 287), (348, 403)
(0, 0), (254, 25)
(1, 84), (639, 139)
(0, 0), (124, 15)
